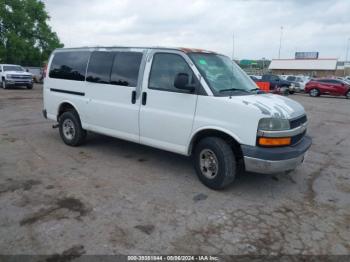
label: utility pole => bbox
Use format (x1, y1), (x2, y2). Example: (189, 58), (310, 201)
(278, 26), (283, 59)
(345, 38), (350, 76)
(232, 32), (235, 61)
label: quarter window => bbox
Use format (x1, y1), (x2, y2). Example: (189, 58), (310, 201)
(49, 51), (90, 81)
(149, 53), (194, 92)
(111, 52), (143, 87)
(86, 51), (114, 84)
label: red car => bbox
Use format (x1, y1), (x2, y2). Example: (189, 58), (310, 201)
(305, 78), (350, 99)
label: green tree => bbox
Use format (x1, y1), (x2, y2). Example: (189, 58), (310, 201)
(0, 0), (63, 66)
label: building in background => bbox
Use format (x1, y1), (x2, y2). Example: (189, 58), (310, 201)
(335, 61), (350, 76)
(269, 58), (338, 77)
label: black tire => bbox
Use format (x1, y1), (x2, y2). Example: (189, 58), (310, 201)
(2, 79), (7, 89)
(193, 137), (236, 190)
(289, 90), (295, 95)
(309, 88), (320, 97)
(26, 84), (33, 89)
(59, 111), (86, 146)
(346, 90), (350, 99)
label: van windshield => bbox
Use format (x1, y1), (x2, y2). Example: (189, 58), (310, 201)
(188, 53), (258, 96)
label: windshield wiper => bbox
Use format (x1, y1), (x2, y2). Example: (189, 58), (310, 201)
(219, 88), (249, 93)
(249, 88), (267, 94)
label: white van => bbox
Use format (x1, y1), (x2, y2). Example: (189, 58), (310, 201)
(43, 47), (311, 189)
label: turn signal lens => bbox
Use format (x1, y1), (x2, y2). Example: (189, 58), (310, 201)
(258, 137), (291, 147)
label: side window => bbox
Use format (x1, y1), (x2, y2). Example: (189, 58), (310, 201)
(111, 52), (143, 87)
(149, 53), (195, 92)
(86, 51), (114, 84)
(269, 75), (277, 81)
(324, 79), (336, 84)
(49, 51), (90, 81)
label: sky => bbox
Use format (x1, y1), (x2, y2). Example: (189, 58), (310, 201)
(43, 0), (350, 60)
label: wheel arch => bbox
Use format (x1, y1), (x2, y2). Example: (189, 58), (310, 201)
(188, 127), (243, 161)
(57, 101), (80, 121)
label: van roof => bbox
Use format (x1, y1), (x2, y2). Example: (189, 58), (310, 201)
(53, 46), (217, 54)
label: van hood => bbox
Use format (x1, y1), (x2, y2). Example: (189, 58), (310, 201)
(237, 93), (305, 119)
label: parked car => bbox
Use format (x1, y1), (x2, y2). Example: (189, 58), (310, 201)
(0, 64), (33, 89)
(279, 75), (288, 80)
(43, 47), (312, 189)
(261, 74), (295, 94)
(286, 75), (305, 91)
(249, 75), (260, 81)
(26, 67), (43, 83)
(305, 78), (350, 98)
(249, 75), (261, 81)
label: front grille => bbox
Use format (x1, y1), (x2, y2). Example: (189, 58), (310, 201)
(290, 115), (307, 129)
(10, 75), (32, 79)
(291, 130), (306, 145)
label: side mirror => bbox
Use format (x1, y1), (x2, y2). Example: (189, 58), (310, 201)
(174, 73), (195, 92)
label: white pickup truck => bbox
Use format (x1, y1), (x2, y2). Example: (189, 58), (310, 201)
(0, 64), (33, 89)
(43, 47), (312, 189)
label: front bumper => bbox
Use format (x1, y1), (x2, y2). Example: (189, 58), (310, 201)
(5, 79), (32, 86)
(242, 135), (312, 174)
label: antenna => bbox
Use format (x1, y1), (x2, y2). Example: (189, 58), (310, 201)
(278, 26), (283, 59)
(232, 32), (235, 60)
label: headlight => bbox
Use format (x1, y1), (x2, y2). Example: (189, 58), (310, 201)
(258, 118), (290, 131)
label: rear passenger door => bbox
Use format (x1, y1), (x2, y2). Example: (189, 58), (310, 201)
(85, 51), (143, 143)
(320, 80), (337, 95)
(139, 52), (199, 154)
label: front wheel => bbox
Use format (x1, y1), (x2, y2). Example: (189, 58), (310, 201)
(193, 137), (236, 190)
(59, 111), (86, 146)
(309, 88), (320, 97)
(26, 83), (33, 89)
(2, 80), (7, 89)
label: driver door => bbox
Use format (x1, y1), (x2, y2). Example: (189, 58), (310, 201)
(139, 52), (199, 154)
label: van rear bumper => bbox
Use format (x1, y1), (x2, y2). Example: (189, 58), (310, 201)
(241, 135), (312, 174)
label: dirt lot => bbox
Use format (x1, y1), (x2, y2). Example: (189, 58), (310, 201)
(0, 84), (349, 256)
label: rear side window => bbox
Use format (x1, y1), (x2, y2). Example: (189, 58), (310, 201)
(49, 51), (90, 81)
(86, 52), (114, 84)
(111, 52), (143, 87)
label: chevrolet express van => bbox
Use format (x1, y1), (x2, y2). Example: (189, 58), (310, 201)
(43, 47), (312, 189)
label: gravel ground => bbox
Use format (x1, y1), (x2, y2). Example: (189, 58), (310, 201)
(0, 85), (349, 256)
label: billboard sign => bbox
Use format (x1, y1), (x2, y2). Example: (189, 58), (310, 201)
(295, 52), (319, 59)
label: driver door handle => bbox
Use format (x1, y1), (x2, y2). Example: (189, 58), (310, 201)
(142, 92), (147, 105)
(131, 90), (136, 104)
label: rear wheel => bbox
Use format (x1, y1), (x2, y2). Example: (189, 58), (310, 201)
(193, 137), (236, 190)
(309, 88), (320, 97)
(59, 111), (86, 146)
